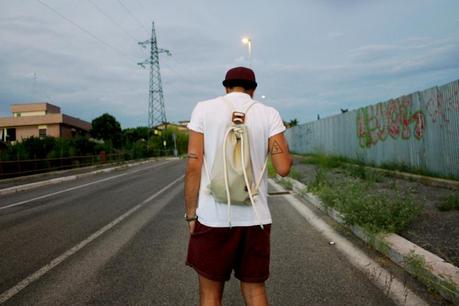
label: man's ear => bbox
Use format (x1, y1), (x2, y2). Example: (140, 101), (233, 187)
(247, 89), (255, 98)
(225, 87), (230, 94)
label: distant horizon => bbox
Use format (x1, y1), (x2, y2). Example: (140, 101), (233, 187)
(4, 77), (458, 130)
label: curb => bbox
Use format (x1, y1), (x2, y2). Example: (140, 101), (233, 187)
(0, 157), (179, 196)
(277, 175), (459, 305)
(0, 161), (128, 185)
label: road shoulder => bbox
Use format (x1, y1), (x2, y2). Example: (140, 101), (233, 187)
(272, 176), (459, 305)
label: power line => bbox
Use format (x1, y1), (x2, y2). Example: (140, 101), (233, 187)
(86, 0), (141, 44)
(133, 0), (147, 12)
(36, 0), (132, 59)
(116, 0), (148, 32)
(168, 56), (203, 82)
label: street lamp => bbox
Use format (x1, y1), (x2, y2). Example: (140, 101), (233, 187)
(241, 36), (252, 66)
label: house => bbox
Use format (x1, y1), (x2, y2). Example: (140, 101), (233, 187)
(0, 102), (91, 142)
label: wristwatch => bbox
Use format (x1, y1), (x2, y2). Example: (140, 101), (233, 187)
(184, 213), (198, 222)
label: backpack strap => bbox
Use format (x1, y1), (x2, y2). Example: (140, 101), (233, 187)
(243, 101), (257, 115)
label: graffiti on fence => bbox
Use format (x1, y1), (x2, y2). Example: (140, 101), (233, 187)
(357, 95), (426, 148)
(425, 86), (459, 126)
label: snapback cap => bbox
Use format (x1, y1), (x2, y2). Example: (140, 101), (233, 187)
(222, 66), (257, 88)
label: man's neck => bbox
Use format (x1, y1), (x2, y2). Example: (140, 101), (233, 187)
(228, 87), (247, 94)
(227, 87), (253, 98)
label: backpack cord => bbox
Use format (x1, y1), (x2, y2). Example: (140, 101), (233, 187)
(222, 127), (233, 227)
(240, 130), (264, 229)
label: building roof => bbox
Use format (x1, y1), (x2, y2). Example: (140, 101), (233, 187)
(0, 102), (91, 131)
(0, 113), (91, 131)
(10, 102), (60, 114)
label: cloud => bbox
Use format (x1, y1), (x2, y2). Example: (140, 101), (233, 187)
(1, 1), (459, 127)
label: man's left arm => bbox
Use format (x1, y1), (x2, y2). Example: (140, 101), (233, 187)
(184, 130), (204, 234)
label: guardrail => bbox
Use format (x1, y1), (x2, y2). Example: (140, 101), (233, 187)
(0, 149), (175, 179)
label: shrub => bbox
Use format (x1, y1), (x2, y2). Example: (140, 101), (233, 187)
(311, 170), (420, 233)
(437, 194), (459, 211)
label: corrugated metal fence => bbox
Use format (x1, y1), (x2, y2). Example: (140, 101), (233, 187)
(285, 79), (459, 178)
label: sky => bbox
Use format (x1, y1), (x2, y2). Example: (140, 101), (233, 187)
(1, 0), (459, 128)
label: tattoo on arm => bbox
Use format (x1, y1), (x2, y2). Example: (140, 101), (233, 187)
(271, 140), (284, 155)
(188, 153), (199, 160)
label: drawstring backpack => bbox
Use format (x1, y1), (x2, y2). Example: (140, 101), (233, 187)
(203, 97), (268, 228)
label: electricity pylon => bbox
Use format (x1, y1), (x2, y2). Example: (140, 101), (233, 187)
(138, 21), (171, 127)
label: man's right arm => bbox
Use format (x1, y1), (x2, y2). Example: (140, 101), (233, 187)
(268, 132), (292, 177)
(184, 130), (204, 234)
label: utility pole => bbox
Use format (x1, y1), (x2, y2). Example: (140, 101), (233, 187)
(138, 21), (171, 128)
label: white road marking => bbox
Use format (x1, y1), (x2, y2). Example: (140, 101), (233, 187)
(0, 160), (175, 211)
(0, 174), (184, 304)
(269, 180), (429, 306)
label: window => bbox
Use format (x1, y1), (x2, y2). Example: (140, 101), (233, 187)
(39, 128), (46, 138)
(6, 128), (16, 142)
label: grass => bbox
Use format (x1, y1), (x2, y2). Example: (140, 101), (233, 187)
(405, 251), (433, 287)
(345, 164), (385, 183)
(437, 194), (459, 211)
(307, 162), (420, 234)
(302, 153), (358, 169)
(299, 152), (458, 181)
(288, 168), (302, 180)
(278, 178), (293, 190)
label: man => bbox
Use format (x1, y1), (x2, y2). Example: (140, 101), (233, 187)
(185, 66), (292, 306)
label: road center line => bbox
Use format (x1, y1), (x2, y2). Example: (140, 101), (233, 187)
(0, 174), (184, 304)
(269, 180), (428, 306)
(0, 160), (175, 211)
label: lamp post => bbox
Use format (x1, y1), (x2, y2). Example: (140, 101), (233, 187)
(241, 36), (252, 67)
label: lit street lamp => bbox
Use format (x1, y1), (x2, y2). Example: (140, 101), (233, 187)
(241, 36), (252, 66)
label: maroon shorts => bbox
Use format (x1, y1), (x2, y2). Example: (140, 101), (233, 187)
(186, 221), (271, 283)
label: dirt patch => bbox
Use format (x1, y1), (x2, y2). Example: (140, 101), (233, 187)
(291, 156), (459, 267)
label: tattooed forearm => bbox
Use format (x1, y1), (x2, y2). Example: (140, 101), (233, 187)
(271, 140), (284, 155)
(188, 153), (199, 160)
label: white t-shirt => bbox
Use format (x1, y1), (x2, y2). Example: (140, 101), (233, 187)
(187, 92), (286, 227)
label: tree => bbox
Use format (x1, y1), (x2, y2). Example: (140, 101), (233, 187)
(90, 113), (123, 148)
(288, 118), (299, 127)
(123, 127), (151, 145)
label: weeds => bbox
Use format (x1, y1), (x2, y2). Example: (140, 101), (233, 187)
(278, 178), (293, 190)
(311, 171), (420, 233)
(308, 167), (328, 192)
(295, 152), (422, 233)
(437, 194), (459, 211)
(404, 251), (435, 291)
(289, 168), (302, 180)
(302, 153), (349, 169)
(300, 152), (458, 181)
(345, 164), (384, 183)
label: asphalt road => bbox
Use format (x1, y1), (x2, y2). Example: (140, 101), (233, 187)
(0, 159), (428, 305)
